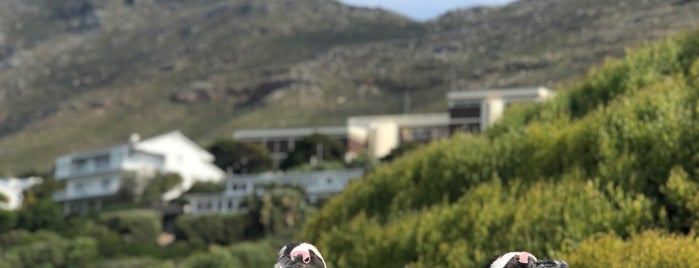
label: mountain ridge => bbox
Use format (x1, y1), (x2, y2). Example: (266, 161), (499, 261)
(1, 0), (699, 174)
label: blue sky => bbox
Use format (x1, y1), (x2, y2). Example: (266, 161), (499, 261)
(338, 0), (516, 21)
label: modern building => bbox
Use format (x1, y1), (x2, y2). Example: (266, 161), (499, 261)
(52, 131), (225, 215)
(447, 86), (554, 133)
(346, 113), (450, 160)
(233, 86), (554, 162)
(184, 168), (364, 214)
(0, 177), (42, 210)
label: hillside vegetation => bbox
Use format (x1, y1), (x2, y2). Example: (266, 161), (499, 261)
(301, 29), (699, 267)
(1, 0), (699, 173)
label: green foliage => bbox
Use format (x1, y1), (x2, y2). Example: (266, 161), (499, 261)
(96, 257), (174, 268)
(16, 200), (64, 232)
(247, 184), (313, 234)
(208, 138), (273, 174)
(179, 241), (276, 268)
(562, 231), (699, 268)
(140, 173), (183, 205)
(0, 210), (16, 234)
(185, 181), (225, 194)
(302, 29), (699, 267)
(180, 247), (243, 268)
(280, 134), (346, 170)
(98, 210), (161, 245)
(380, 141), (423, 162)
(0, 192), (7, 204)
(175, 213), (249, 246)
(0, 231), (97, 268)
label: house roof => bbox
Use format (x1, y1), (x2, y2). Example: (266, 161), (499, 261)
(347, 113), (450, 128)
(233, 126), (348, 140)
(136, 130), (215, 161)
(447, 86), (553, 102)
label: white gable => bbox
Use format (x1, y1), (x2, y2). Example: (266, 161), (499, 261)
(136, 131), (214, 162)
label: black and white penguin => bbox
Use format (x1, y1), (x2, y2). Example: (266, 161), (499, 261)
(484, 251), (568, 268)
(275, 242), (327, 268)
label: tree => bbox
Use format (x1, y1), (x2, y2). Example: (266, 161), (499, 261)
(245, 184), (312, 234)
(280, 134), (345, 170)
(380, 141), (422, 162)
(16, 200), (64, 232)
(207, 139), (273, 174)
(140, 173), (183, 205)
(0, 193), (7, 204)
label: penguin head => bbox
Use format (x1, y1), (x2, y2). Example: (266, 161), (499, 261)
(485, 252), (568, 268)
(275, 242), (327, 268)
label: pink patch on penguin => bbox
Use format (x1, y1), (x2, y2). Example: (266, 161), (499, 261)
(290, 247), (311, 264)
(518, 252), (537, 264)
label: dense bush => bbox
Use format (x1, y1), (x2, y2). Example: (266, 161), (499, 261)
(179, 241), (276, 268)
(0, 231), (97, 268)
(0, 210), (16, 234)
(15, 200), (65, 232)
(175, 213), (248, 246)
(186, 181), (225, 194)
(302, 30), (699, 267)
(207, 138), (273, 173)
(281, 133), (346, 170)
(98, 210), (161, 245)
(562, 231), (699, 268)
(140, 173), (183, 205)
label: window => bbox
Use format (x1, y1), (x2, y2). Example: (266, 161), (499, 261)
(74, 182), (84, 192)
(449, 102), (481, 118)
(71, 158), (87, 171)
(101, 178), (112, 190)
(94, 154), (111, 168)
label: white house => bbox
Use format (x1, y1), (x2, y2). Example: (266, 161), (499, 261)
(52, 131), (225, 215)
(0, 177), (42, 210)
(184, 168), (364, 214)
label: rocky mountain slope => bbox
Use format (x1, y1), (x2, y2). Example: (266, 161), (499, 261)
(0, 0), (698, 174)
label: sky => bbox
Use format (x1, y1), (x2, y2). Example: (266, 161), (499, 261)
(338, 0), (517, 21)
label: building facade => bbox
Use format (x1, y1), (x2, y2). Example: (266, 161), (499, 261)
(52, 131), (225, 215)
(184, 168), (364, 214)
(447, 87), (554, 133)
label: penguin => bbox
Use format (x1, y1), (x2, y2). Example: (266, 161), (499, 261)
(275, 242), (327, 268)
(484, 251), (568, 268)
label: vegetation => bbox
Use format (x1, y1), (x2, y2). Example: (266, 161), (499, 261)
(140, 173), (183, 205)
(301, 30), (699, 267)
(281, 133), (346, 170)
(207, 138), (273, 174)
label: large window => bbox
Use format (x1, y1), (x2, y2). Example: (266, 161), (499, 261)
(94, 154), (111, 169)
(449, 102), (481, 118)
(71, 158), (87, 171)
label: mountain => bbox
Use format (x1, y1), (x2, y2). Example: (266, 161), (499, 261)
(1, 0), (699, 174)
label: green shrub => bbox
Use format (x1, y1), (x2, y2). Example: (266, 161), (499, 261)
(179, 247), (242, 268)
(141, 173), (183, 205)
(562, 231), (699, 268)
(98, 209), (161, 244)
(174, 213), (248, 246)
(186, 181), (225, 194)
(0, 210), (16, 234)
(96, 257), (175, 268)
(0, 231), (97, 268)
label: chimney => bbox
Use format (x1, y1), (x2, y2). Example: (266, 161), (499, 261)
(129, 133), (141, 144)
